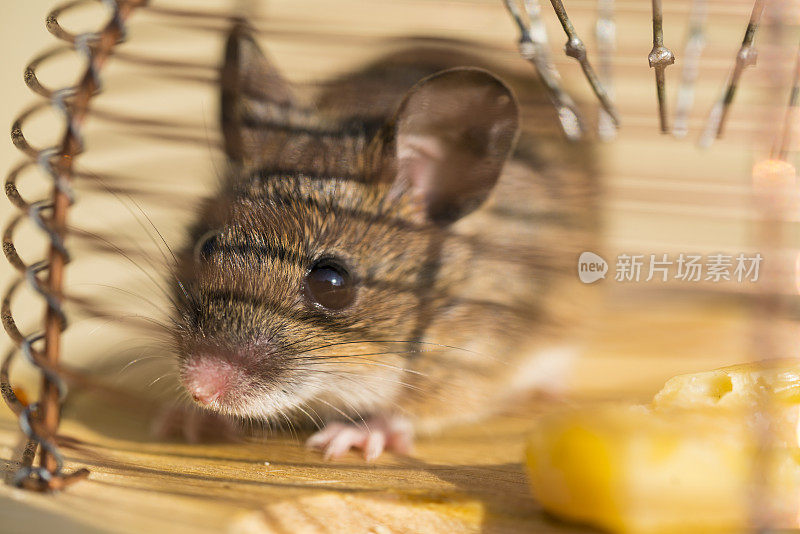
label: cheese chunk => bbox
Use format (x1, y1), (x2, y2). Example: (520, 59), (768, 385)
(525, 361), (800, 532)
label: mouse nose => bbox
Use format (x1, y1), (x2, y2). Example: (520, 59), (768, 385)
(182, 355), (240, 406)
(190, 382), (223, 405)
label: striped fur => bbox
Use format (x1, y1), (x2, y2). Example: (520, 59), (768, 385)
(171, 23), (598, 431)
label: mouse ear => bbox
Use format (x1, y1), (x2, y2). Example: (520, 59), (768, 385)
(378, 68), (520, 225)
(220, 20), (297, 166)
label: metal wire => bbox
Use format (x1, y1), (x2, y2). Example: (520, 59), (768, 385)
(1, 0), (145, 492)
(699, 0), (765, 147)
(672, 0), (707, 138)
(548, 0), (620, 127)
(648, 0), (675, 133)
(774, 41), (800, 161)
(503, 0), (584, 140)
(595, 0), (616, 141)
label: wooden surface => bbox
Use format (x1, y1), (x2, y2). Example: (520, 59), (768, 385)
(0, 301), (760, 534)
(1, 0), (797, 532)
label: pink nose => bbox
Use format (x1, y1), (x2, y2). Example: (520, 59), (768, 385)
(183, 356), (239, 406)
(190, 382), (223, 405)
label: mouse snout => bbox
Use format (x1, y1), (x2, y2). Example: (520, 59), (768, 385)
(181, 351), (244, 407)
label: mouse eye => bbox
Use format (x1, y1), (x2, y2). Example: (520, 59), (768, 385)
(194, 231), (221, 262)
(304, 258), (356, 311)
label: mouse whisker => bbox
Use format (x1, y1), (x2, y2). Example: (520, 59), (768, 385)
(267, 333), (319, 355)
(71, 282), (169, 314)
(289, 401), (324, 430)
(296, 358), (428, 378)
(79, 170), (192, 303)
(117, 354), (171, 375)
(301, 339), (483, 357)
(298, 369), (419, 414)
(73, 308), (176, 337)
(74, 227), (181, 309)
(306, 368), (426, 394)
(287, 348), (445, 362)
(298, 401), (326, 430)
(128, 193), (181, 268)
(282, 401), (325, 429)
(147, 372), (177, 389)
(313, 397), (364, 429)
(284, 355), (408, 366)
(286, 350), (468, 371)
(274, 406), (298, 440)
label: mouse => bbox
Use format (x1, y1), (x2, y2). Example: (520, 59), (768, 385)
(168, 20), (599, 460)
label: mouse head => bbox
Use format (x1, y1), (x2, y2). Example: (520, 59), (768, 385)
(172, 23), (519, 421)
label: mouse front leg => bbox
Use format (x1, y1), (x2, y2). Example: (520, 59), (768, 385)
(306, 415), (414, 461)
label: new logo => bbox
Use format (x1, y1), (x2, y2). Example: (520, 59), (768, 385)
(578, 251), (608, 284)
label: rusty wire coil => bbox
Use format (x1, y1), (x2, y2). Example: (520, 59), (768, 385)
(1, 0), (145, 492)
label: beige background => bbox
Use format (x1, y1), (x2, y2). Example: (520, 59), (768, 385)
(1, 0), (798, 396)
(1, 1), (73, 386)
(0, 2), (56, 170)
(0, 2), (798, 532)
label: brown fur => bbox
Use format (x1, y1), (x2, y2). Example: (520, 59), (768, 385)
(171, 22), (598, 433)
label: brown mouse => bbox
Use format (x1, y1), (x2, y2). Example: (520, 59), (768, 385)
(169, 21), (598, 460)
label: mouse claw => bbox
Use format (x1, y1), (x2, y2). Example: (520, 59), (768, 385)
(306, 416), (414, 461)
(364, 430), (387, 462)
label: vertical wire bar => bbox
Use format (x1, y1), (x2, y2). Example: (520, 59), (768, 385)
(648, 0), (675, 133)
(40, 0), (145, 481)
(672, 0), (707, 138)
(0, 0), (146, 491)
(595, 0), (616, 141)
(699, 0), (765, 147)
(548, 0), (620, 126)
(748, 1), (793, 528)
(503, 0), (584, 140)
(775, 42), (800, 160)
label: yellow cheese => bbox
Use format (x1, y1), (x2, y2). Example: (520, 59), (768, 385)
(525, 360), (800, 532)
(654, 360), (800, 448)
(653, 359), (800, 409)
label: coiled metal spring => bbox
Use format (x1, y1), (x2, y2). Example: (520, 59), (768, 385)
(1, 0), (145, 492)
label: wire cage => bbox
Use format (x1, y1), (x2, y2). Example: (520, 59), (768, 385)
(1, 0), (799, 531)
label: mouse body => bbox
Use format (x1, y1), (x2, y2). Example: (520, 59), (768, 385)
(170, 22), (598, 459)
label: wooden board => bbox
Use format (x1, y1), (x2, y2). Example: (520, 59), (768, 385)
(0, 301), (759, 534)
(1, 0), (796, 532)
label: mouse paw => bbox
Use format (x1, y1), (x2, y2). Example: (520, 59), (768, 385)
(152, 403), (240, 443)
(306, 416), (414, 461)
